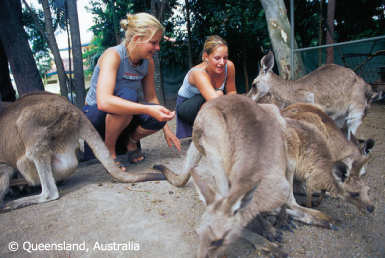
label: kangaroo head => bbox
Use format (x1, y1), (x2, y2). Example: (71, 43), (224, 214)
(247, 51), (274, 102)
(191, 169), (259, 258)
(332, 160), (375, 214)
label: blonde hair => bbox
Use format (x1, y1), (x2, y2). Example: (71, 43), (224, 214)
(120, 12), (165, 49)
(201, 35), (228, 62)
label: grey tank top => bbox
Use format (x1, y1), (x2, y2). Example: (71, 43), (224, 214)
(85, 44), (149, 106)
(178, 65), (227, 99)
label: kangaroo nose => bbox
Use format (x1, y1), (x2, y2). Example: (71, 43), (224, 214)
(367, 205), (375, 213)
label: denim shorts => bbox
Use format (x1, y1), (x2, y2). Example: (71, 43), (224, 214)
(83, 87), (166, 159)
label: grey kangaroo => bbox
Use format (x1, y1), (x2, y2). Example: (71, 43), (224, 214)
(247, 51), (375, 138)
(155, 95), (293, 258)
(0, 91), (165, 212)
(281, 103), (375, 212)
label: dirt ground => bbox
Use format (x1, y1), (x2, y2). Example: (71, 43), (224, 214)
(1, 100), (384, 258)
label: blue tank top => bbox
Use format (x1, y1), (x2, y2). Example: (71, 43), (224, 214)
(85, 44), (149, 106)
(178, 65), (228, 99)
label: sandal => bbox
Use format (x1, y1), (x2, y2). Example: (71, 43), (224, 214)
(114, 157), (127, 171)
(127, 149), (146, 164)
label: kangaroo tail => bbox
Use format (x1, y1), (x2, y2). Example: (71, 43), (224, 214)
(79, 114), (165, 182)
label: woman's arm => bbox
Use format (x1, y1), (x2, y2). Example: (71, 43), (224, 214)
(224, 60), (237, 95)
(142, 59), (181, 151)
(96, 51), (173, 122)
(96, 49), (151, 115)
(188, 70), (219, 101)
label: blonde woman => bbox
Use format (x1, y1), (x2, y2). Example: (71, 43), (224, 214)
(176, 35), (237, 138)
(84, 13), (181, 170)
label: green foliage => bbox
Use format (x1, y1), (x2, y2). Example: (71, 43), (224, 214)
(162, 0), (271, 85)
(285, 0), (385, 48)
(22, 5), (52, 78)
(21, 0), (385, 86)
(83, 0), (143, 75)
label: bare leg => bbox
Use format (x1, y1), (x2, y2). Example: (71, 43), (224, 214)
(127, 126), (157, 163)
(105, 113), (133, 159)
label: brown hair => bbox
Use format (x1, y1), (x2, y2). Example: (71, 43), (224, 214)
(201, 35), (228, 61)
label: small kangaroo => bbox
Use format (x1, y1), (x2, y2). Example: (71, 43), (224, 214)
(0, 91), (165, 212)
(247, 51), (375, 138)
(280, 103), (375, 214)
(281, 103), (375, 176)
(155, 95), (291, 257)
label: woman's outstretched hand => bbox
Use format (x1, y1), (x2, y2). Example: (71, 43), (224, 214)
(148, 105), (175, 122)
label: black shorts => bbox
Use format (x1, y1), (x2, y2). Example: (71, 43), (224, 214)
(177, 94), (206, 125)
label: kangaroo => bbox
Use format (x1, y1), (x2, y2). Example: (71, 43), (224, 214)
(155, 95), (291, 257)
(279, 104), (375, 214)
(281, 103), (375, 176)
(0, 91), (165, 212)
(282, 117), (374, 226)
(247, 51), (376, 138)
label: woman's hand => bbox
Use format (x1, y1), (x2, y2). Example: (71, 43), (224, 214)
(147, 105), (176, 122)
(216, 90), (224, 97)
(163, 125), (181, 151)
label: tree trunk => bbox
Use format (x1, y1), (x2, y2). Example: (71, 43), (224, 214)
(259, 0), (306, 79)
(0, 0), (44, 96)
(241, 6), (249, 93)
(326, 0), (335, 64)
(111, 0), (120, 45)
(151, 0), (166, 105)
(40, 0), (68, 97)
(0, 39), (16, 102)
(185, 0), (193, 68)
(66, 0), (85, 109)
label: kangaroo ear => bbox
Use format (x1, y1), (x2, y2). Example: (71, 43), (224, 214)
(191, 168), (219, 207)
(349, 132), (361, 147)
(332, 161), (349, 184)
(226, 180), (261, 216)
(362, 138), (375, 155)
(261, 51), (274, 75)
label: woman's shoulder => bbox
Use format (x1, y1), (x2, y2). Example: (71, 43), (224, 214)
(189, 64), (206, 75)
(98, 47), (121, 67)
(226, 60), (235, 70)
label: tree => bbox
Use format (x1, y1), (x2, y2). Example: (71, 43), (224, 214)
(259, 0), (306, 79)
(65, 0), (86, 109)
(325, 0), (335, 64)
(22, 3), (52, 79)
(185, 0), (193, 68)
(151, 0), (170, 105)
(25, 0), (69, 98)
(0, 0), (44, 96)
(0, 40), (16, 101)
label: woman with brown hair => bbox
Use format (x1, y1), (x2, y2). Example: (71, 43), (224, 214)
(176, 35), (237, 138)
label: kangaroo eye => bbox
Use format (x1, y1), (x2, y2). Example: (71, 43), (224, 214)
(211, 239), (223, 246)
(350, 192), (360, 198)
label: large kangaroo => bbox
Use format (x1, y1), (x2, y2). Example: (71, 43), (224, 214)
(281, 103), (375, 213)
(155, 95), (291, 257)
(0, 91), (165, 212)
(247, 51), (375, 138)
